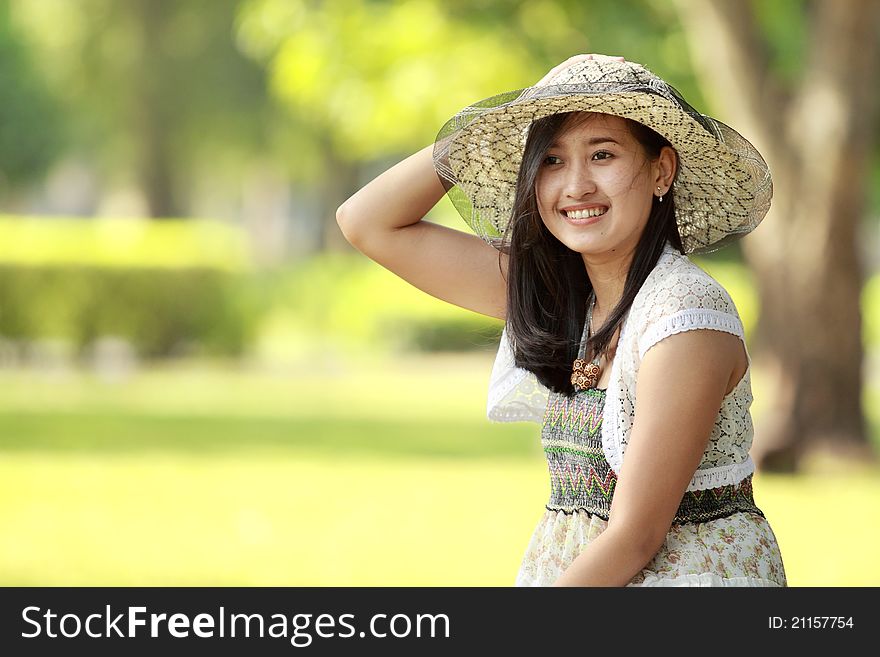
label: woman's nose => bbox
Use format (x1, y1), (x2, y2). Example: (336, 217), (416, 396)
(563, 160), (597, 197)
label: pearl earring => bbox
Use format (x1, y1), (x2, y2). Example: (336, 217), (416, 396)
(656, 186), (664, 203)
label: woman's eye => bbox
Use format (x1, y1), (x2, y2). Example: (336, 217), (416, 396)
(544, 155), (562, 165)
(592, 150), (613, 161)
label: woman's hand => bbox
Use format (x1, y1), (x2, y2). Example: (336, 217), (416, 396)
(534, 53), (626, 87)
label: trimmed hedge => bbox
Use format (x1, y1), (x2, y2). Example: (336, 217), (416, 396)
(0, 265), (258, 357)
(0, 217), (258, 358)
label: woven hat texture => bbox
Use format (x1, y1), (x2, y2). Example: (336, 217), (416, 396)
(433, 55), (772, 255)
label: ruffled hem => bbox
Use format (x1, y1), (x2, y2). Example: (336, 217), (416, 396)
(638, 307), (745, 360)
(627, 573), (782, 587)
(516, 572), (783, 587)
(686, 456), (755, 492)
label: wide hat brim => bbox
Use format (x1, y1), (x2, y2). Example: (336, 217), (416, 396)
(433, 71), (772, 255)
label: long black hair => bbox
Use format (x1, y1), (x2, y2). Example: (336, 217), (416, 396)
(501, 111), (684, 396)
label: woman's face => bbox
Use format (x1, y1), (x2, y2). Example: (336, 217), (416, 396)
(535, 112), (671, 261)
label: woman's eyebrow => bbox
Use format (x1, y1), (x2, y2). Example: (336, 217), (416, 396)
(549, 136), (622, 148)
(587, 137), (621, 145)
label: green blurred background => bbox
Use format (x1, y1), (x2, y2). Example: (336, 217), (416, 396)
(0, 0), (878, 586)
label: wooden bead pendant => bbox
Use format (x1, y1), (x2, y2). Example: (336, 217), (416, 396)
(571, 357), (601, 390)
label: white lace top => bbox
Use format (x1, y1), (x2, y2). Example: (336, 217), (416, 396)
(487, 241), (755, 492)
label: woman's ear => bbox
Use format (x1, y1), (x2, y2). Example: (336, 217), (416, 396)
(657, 145), (678, 188)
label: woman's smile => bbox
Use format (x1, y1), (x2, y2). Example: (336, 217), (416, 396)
(561, 204), (609, 224)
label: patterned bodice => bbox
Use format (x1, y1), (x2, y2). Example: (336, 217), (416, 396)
(541, 387), (764, 524)
(489, 243), (760, 494)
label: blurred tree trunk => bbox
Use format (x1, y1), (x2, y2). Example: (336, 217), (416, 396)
(133, 0), (181, 219)
(675, 0), (880, 470)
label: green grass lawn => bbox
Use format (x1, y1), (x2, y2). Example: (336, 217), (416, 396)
(0, 355), (877, 586)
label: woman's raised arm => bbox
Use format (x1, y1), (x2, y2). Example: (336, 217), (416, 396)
(335, 143), (508, 321)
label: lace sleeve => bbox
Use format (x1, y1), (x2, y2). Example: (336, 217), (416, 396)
(486, 324), (549, 423)
(637, 261), (745, 359)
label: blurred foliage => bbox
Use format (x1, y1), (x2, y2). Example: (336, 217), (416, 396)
(0, 215), (501, 355)
(749, 0), (810, 88)
(237, 0), (538, 169)
(0, 0), (875, 235)
(0, 3), (64, 188)
(235, 0), (703, 177)
(397, 315), (502, 352)
(0, 216), (250, 269)
(864, 273), (880, 351)
(692, 255), (759, 341)
(256, 251), (503, 354)
(8, 0), (272, 216)
(0, 218), (257, 357)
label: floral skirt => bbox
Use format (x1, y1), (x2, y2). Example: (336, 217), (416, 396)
(515, 509), (787, 587)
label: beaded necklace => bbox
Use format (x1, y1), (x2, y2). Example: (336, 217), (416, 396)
(570, 291), (602, 391)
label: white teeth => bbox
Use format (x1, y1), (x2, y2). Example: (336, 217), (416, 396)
(565, 208), (607, 220)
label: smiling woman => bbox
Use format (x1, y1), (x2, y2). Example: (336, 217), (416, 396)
(534, 113), (675, 259)
(337, 53), (784, 587)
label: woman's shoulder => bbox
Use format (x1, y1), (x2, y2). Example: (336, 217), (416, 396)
(636, 244), (739, 317)
(630, 244), (745, 358)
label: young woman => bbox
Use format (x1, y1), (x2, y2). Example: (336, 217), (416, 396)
(336, 54), (787, 587)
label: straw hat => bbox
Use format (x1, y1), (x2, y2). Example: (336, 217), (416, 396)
(433, 54), (772, 254)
